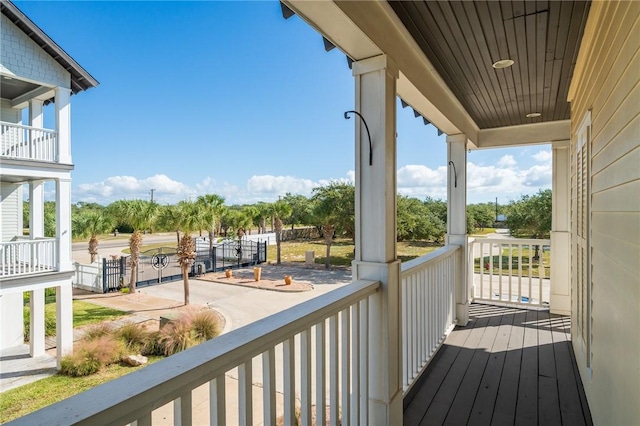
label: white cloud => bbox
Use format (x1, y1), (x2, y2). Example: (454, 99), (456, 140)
(497, 154), (517, 167)
(532, 150), (552, 162)
(72, 158), (551, 206)
(246, 175), (316, 195)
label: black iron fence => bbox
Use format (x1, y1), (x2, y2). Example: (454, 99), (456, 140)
(102, 239), (267, 291)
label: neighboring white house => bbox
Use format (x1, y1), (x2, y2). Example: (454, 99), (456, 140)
(0, 0), (98, 366)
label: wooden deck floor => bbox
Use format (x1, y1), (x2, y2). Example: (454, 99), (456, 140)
(403, 304), (592, 426)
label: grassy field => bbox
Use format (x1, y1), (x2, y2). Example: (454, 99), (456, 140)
(267, 238), (442, 266)
(0, 357), (160, 423)
(24, 300), (127, 338)
(474, 246), (551, 278)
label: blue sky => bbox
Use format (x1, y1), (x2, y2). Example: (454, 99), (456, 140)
(15, 1), (551, 206)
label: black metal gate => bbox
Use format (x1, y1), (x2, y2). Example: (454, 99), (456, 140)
(102, 256), (126, 292)
(136, 247), (182, 287)
(102, 239), (267, 292)
(204, 240), (266, 272)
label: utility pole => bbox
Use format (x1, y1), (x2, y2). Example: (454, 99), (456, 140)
(495, 197), (498, 222)
(150, 189), (155, 203)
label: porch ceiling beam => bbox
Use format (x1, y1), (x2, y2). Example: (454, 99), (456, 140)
(10, 85), (54, 108)
(284, 0), (479, 145)
(475, 120), (571, 149)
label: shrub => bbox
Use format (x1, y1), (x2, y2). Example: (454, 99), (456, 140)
(114, 323), (148, 351)
(141, 330), (164, 356)
(82, 323), (112, 341)
(60, 336), (123, 377)
(120, 287), (130, 294)
(160, 320), (193, 356)
(189, 310), (220, 342)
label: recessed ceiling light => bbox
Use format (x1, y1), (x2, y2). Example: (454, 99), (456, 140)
(492, 59), (514, 69)
(526, 112), (542, 118)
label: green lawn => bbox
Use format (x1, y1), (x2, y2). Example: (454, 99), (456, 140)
(268, 238), (442, 266)
(24, 300), (127, 338)
(474, 246), (551, 278)
(0, 357), (160, 423)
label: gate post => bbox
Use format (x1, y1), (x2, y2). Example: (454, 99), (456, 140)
(102, 258), (107, 293)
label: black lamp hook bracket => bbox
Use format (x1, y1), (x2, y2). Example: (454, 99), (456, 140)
(448, 161), (458, 188)
(344, 110), (373, 166)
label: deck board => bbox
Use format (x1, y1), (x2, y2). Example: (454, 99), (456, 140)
(403, 304), (592, 426)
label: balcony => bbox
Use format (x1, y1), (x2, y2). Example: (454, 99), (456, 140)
(0, 121), (58, 163)
(6, 245), (589, 425)
(0, 238), (57, 278)
(404, 304), (592, 425)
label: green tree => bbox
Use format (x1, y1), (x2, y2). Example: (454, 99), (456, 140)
(282, 193), (313, 230)
(271, 200), (293, 264)
(72, 211), (113, 263)
(311, 182), (355, 268)
(397, 196), (445, 242)
(196, 194), (226, 252)
(156, 204), (184, 245)
(505, 189), (552, 239)
(467, 203), (496, 230)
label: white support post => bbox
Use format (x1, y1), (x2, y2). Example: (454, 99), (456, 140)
(55, 87), (71, 164)
(56, 178), (72, 272)
(351, 54), (402, 425)
(56, 281), (73, 366)
(29, 99), (44, 128)
(29, 289), (45, 357)
(551, 141), (571, 315)
(446, 134), (469, 325)
(29, 181), (45, 239)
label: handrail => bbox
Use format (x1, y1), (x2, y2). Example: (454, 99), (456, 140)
(401, 244), (460, 393)
(0, 120), (56, 132)
(0, 239), (57, 277)
(9, 279), (380, 425)
(470, 238), (551, 307)
(401, 244), (460, 273)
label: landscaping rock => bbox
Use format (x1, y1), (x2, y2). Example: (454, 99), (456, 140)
(123, 354), (148, 366)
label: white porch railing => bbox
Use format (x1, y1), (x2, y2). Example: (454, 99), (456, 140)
(9, 279), (380, 426)
(0, 121), (58, 162)
(470, 238), (551, 307)
(401, 244), (459, 393)
(0, 238), (57, 277)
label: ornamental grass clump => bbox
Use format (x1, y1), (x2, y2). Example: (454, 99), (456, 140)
(160, 319), (193, 356)
(60, 335), (123, 377)
(82, 323), (112, 341)
(115, 322), (148, 351)
(188, 310), (221, 342)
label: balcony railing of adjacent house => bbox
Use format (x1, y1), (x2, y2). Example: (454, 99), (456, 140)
(0, 238), (57, 277)
(0, 121), (57, 162)
(11, 279), (381, 426)
(401, 244), (459, 394)
(470, 238), (551, 308)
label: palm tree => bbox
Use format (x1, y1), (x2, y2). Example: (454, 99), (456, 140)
(197, 194), (225, 252)
(72, 211), (113, 263)
(176, 234), (196, 305)
(156, 204), (184, 245)
(110, 200), (158, 292)
(271, 200), (292, 265)
(255, 202), (271, 234)
(312, 182), (355, 269)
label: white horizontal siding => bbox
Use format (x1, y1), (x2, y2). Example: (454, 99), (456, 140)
(568, 1), (640, 425)
(0, 183), (21, 242)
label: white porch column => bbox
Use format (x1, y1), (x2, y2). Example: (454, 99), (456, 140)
(55, 87), (71, 164)
(446, 134), (470, 325)
(29, 99), (44, 128)
(351, 55), (402, 425)
(56, 282), (73, 365)
(551, 141), (571, 315)
(56, 178), (72, 272)
(29, 289), (45, 357)
(29, 181), (45, 238)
